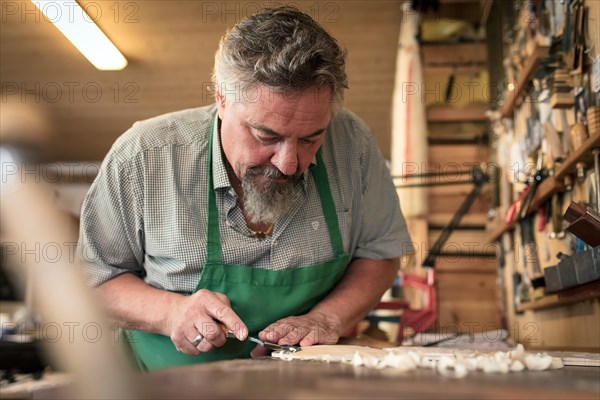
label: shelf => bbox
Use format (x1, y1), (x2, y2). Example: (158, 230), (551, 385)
(487, 221), (515, 242)
(516, 280), (600, 312)
(487, 131), (600, 242)
(500, 42), (550, 119)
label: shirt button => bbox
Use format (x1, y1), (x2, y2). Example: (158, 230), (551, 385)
(225, 220), (232, 227)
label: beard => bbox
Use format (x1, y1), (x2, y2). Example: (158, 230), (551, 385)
(241, 166), (302, 225)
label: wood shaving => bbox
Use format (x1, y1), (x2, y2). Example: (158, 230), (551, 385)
(272, 343), (564, 378)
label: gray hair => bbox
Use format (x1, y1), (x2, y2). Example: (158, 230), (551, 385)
(212, 6), (348, 112)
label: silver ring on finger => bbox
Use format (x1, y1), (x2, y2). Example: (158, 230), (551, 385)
(191, 333), (204, 347)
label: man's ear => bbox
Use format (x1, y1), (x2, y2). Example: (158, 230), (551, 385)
(215, 91), (226, 119)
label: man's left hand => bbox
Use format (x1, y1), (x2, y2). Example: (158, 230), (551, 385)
(250, 312), (341, 357)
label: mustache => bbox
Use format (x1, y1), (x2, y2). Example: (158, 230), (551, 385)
(245, 166), (302, 182)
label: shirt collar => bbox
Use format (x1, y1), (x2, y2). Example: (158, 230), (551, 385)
(211, 115), (232, 191)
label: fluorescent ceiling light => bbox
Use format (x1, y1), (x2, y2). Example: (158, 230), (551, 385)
(32, 0), (127, 70)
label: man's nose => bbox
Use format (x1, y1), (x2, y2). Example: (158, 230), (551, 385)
(272, 142), (298, 176)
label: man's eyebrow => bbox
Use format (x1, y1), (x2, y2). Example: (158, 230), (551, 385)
(249, 123), (326, 138)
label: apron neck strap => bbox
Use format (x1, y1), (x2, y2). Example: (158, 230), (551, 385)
(312, 149), (344, 255)
(206, 115), (223, 264)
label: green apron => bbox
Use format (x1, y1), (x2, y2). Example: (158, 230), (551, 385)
(128, 118), (349, 370)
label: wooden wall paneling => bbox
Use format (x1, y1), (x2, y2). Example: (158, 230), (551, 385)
(436, 270), (501, 332)
(427, 212), (488, 226)
(435, 256), (497, 272)
(428, 191), (490, 214)
(422, 43), (488, 67)
(428, 144), (489, 165)
(428, 121), (488, 142)
(0, 0), (404, 161)
(428, 229), (496, 256)
(426, 104), (488, 121)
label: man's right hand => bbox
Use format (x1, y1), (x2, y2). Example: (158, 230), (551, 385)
(167, 289), (248, 355)
(96, 275), (248, 356)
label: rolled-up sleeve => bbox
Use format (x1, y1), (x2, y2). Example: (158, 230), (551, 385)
(77, 150), (145, 287)
(352, 121), (414, 260)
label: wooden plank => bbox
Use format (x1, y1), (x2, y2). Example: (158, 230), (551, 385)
(487, 131), (600, 242)
(437, 301), (500, 324)
(547, 352), (600, 367)
(517, 281), (600, 312)
(427, 105), (488, 121)
(428, 144), (489, 165)
(436, 271), (499, 290)
(428, 183), (489, 196)
(500, 42), (550, 118)
(424, 65), (486, 74)
(435, 256), (497, 272)
(555, 131), (600, 180)
(429, 230), (495, 249)
(428, 121), (487, 138)
(429, 192), (489, 214)
(428, 136), (488, 145)
(487, 221), (516, 242)
(437, 269), (500, 331)
(524, 131), (599, 214)
(422, 43), (487, 66)
(428, 213), (488, 226)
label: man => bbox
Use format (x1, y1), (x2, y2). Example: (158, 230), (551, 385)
(78, 6), (413, 370)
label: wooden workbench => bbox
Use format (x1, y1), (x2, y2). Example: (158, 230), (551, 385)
(138, 357), (599, 399)
(6, 353), (599, 399)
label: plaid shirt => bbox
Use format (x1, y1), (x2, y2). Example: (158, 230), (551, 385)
(78, 105), (413, 293)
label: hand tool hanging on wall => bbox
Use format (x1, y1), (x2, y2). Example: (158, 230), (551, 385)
(519, 152), (546, 220)
(537, 204), (547, 231)
(593, 148), (600, 213)
(444, 67), (456, 103)
(567, 0), (585, 75)
(520, 215), (545, 289)
(423, 168), (488, 267)
(512, 271), (524, 315)
(542, 121), (566, 161)
(515, 243), (532, 307)
(393, 167), (488, 265)
(549, 192), (566, 239)
(559, 109), (572, 155)
(563, 201), (600, 247)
